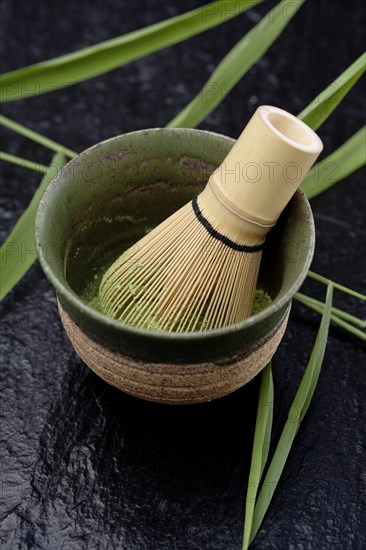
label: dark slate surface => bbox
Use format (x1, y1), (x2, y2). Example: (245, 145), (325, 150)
(1, 1), (365, 548)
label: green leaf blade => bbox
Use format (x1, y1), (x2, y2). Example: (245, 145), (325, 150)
(298, 52), (366, 131)
(301, 126), (366, 199)
(295, 284), (366, 341)
(0, 152), (66, 301)
(0, 115), (77, 158)
(0, 151), (49, 173)
(0, 0), (263, 102)
(243, 363), (274, 550)
(168, 0), (305, 129)
(295, 291), (366, 330)
(307, 269), (366, 301)
(249, 284), (333, 544)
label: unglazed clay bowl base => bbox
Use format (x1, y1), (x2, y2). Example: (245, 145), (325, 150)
(58, 299), (290, 405)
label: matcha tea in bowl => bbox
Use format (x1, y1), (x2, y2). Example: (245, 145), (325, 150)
(35, 108), (321, 404)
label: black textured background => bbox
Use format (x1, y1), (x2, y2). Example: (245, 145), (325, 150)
(1, 1), (365, 549)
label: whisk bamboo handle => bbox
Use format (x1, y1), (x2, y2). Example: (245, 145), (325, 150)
(208, 105), (323, 229)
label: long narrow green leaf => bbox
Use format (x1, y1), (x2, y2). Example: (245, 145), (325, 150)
(0, 153), (66, 301)
(0, 115), (77, 158)
(295, 292), (365, 328)
(301, 126), (366, 199)
(167, 0), (305, 128)
(243, 363), (274, 550)
(249, 284), (333, 544)
(0, 0), (263, 102)
(0, 151), (48, 173)
(298, 53), (366, 131)
(295, 292), (365, 341)
(307, 269), (366, 302)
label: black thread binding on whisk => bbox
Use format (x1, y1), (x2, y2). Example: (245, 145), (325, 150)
(192, 196), (265, 252)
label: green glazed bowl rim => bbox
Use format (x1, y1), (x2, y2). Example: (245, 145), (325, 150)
(35, 127), (315, 344)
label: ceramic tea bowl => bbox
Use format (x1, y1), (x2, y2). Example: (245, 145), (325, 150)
(35, 128), (315, 404)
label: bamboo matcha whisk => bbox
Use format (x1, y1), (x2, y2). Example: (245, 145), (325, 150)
(99, 106), (323, 332)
